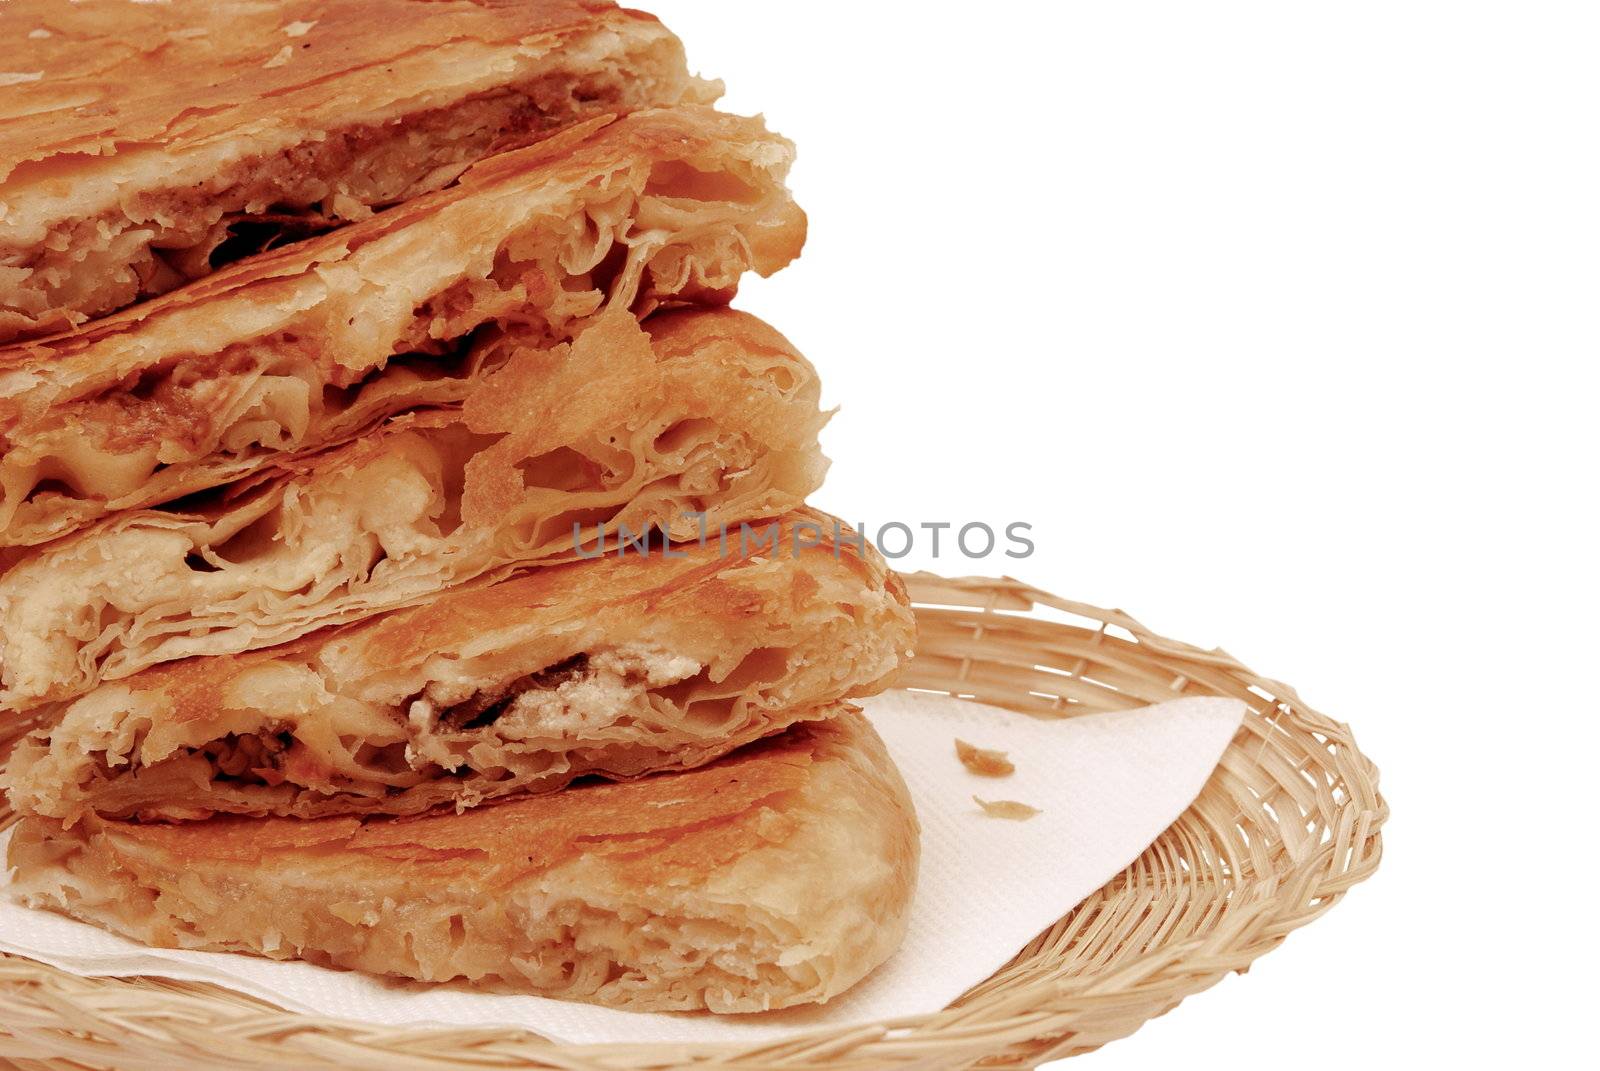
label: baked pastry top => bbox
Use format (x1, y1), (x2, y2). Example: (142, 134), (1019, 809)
(0, 106), (805, 550)
(0, 308), (829, 715)
(0, 0), (715, 341)
(5, 508), (915, 820)
(9, 711), (920, 1012)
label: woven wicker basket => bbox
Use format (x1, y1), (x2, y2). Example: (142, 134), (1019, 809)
(0, 572), (1385, 1070)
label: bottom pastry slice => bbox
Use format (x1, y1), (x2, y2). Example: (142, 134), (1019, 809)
(8, 711), (919, 1013)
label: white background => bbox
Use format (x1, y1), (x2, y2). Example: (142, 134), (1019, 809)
(654, 2), (1597, 1066)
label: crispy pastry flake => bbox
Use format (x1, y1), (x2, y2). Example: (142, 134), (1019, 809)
(973, 797), (1042, 821)
(955, 739), (1016, 777)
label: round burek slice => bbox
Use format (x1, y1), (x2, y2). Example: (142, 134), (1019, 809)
(8, 712), (919, 1013)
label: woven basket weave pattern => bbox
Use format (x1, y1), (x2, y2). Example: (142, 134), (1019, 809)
(0, 572), (1386, 1069)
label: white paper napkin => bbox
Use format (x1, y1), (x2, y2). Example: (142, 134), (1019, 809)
(0, 692), (1245, 1045)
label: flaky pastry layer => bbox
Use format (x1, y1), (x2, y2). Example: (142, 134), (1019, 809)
(0, 0), (716, 340)
(5, 510), (914, 820)
(9, 713), (920, 1013)
(0, 309), (828, 714)
(0, 106), (805, 548)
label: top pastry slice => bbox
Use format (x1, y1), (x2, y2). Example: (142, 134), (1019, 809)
(0, 105), (805, 549)
(0, 0), (715, 342)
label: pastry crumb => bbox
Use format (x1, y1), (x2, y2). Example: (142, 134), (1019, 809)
(955, 738), (1015, 777)
(974, 796), (1041, 821)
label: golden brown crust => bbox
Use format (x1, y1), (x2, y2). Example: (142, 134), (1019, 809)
(0, 106), (805, 547)
(9, 713), (921, 1013)
(3, 508), (917, 820)
(0, 0), (716, 339)
(0, 308), (831, 714)
(0, 1), (654, 169)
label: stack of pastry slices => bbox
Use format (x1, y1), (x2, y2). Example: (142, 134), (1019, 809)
(0, 0), (920, 1013)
